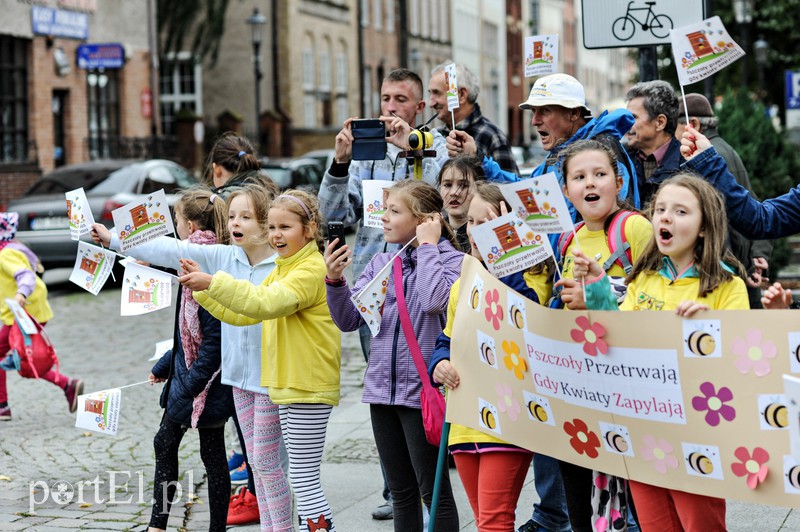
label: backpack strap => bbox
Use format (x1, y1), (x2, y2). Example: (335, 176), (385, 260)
(558, 221), (584, 263)
(602, 210), (638, 275)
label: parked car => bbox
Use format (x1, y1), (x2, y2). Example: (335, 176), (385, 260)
(7, 159), (197, 269)
(299, 149), (335, 172)
(260, 157), (324, 194)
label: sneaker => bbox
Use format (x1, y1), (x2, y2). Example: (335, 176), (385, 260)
(0, 405), (11, 421)
(230, 462), (248, 485)
(371, 501), (393, 520)
(517, 519), (544, 532)
(227, 486), (259, 526)
(228, 450), (245, 472)
(64, 379), (84, 414)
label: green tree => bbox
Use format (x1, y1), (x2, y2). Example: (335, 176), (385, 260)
(158, 0), (231, 66)
(717, 89), (800, 274)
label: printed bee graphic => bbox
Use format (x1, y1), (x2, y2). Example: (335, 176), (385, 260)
(682, 320), (721, 358)
(510, 304), (525, 329)
(481, 406), (497, 429)
(480, 342), (496, 366)
(763, 402), (789, 429)
(687, 452), (714, 475)
(478, 398), (500, 433)
(528, 400), (549, 423)
(470, 286), (480, 309)
(787, 464), (800, 490)
(686, 330), (716, 356)
(605, 431), (629, 453)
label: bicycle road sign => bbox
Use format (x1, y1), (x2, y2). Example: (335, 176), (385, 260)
(582, 0), (705, 49)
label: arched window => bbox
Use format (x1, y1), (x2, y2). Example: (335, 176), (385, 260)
(302, 33), (317, 128)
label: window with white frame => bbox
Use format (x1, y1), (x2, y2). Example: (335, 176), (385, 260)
(159, 52), (203, 137)
(420, 0), (429, 37)
(320, 49), (331, 92)
(302, 48), (314, 90)
(373, 0), (382, 29)
(303, 93), (317, 128)
(335, 51), (347, 93)
(439, 0), (448, 41)
(385, 0), (395, 32)
(360, 0), (369, 26)
(431, 0), (439, 40)
(409, 0), (419, 35)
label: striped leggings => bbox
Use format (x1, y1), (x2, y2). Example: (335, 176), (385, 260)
(233, 388), (292, 531)
(279, 403), (335, 532)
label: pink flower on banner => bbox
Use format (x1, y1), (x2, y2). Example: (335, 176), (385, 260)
(731, 329), (776, 377)
(484, 289), (504, 330)
(640, 435), (679, 474)
(495, 382), (521, 421)
(731, 446), (770, 490)
(691, 381), (736, 427)
(570, 315), (608, 356)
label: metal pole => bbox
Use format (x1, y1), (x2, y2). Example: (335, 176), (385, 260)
(254, 40), (262, 150)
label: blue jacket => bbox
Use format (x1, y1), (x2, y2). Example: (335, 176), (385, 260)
(152, 291), (234, 428)
(685, 146), (800, 240)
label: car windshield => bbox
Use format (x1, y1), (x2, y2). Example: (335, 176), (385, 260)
(262, 167), (291, 188)
(23, 164), (125, 196)
(89, 164), (144, 194)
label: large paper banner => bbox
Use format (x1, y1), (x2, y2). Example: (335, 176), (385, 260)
(671, 16), (744, 86)
(69, 241), (116, 295)
(448, 255), (800, 506)
(363, 179), (393, 228)
(469, 213), (553, 277)
(444, 63), (459, 112)
(500, 173), (574, 234)
(75, 388), (121, 436)
(120, 261), (174, 316)
(111, 190), (175, 252)
(65, 187), (95, 240)
(524, 34), (558, 78)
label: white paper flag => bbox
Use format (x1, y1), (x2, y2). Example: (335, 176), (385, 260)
(444, 63), (460, 111)
(120, 261), (174, 316)
(69, 241), (116, 295)
(363, 180), (394, 228)
(671, 16), (744, 87)
(66, 187), (96, 240)
(469, 213), (554, 278)
(75, 388), (121, 436)
(524, 34), (559, 78)
(111, 190), (175, 252)
(500, 173), (574, 234)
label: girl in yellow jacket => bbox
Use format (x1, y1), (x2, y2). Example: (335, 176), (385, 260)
(179, 190), (341, 532)
(573, 173), (749, 532)
(0, 212), (83, 420)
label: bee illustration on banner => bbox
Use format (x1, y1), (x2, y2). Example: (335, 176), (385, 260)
(783, 456), (800, 493)
(469, 274), (484, 312)
(681, 443), (723, 480)
(476, 330), (498, 368)
(788, 332), (800, 374)
(478, 397), (501, 435)
(507, 290), (528, 330)
(523, 390), (555, 426)
(758, 394), (789, 430)
(598, 421), (633, 456)
(682, 320), (722, 358)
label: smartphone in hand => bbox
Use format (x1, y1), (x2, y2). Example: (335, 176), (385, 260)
(351, 118), (387, 161)
(327, 221), (346, 253)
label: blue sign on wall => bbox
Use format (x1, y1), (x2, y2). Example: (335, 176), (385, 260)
(787, 71), (800, 110)
(77, 44), (124, 69)
(31, 5), (89, 40)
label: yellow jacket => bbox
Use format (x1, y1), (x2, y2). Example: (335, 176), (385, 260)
(195, 241), (341, 405)
(0, 247), (52, 325)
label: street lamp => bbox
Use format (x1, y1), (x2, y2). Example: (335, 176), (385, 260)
(246, 7), (267, 149)
(732, 0), (753, 88)
(754, 36), (769, 100)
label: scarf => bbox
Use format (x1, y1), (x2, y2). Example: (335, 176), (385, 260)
(179, 229), (220, 428)
(0, 212), (19, 253)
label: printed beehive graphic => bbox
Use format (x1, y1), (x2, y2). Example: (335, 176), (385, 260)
(120, 261), (173, 316)
(65, 187), (95, 239)
(69, 241), (116, 295)
(671, 16), (744, 86)
(524, 34), (558, 77)
(469, 213), (553, 278)
(111, 190), (175, 252)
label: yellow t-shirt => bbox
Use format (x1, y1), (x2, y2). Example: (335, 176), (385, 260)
(622, 271), (749, 312)
(561, 213), (653, 309)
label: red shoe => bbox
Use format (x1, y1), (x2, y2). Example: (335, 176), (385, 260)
(227, 487), (259, 526)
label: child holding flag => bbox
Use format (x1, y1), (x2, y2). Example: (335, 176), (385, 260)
(325, 180), (462, 531)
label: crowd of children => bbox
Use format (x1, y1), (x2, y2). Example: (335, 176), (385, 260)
(4, 122), (792, 532)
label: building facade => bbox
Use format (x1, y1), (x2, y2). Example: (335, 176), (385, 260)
(1, 0), (153, 206)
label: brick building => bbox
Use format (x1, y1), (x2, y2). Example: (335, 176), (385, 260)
(0, 0), (154, 207)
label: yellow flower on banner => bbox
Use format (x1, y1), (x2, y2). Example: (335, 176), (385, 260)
(502, 340), (527, 380)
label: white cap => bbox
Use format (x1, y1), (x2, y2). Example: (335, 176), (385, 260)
(519, 73), (589, 112)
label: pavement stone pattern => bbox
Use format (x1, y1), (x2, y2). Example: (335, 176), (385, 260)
(0, 270), (797, 531)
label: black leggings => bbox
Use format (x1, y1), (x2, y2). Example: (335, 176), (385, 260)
(149, 416), (229, 530)
(370, 404), (459, 532)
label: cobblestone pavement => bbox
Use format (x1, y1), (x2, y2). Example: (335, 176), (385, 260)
(0, 270), (798, 531)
